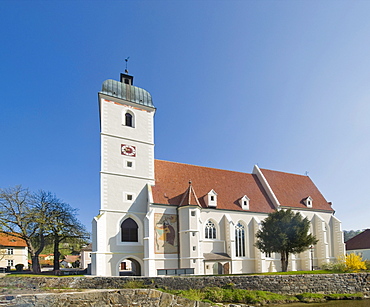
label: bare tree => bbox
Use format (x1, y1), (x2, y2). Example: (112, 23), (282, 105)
(45, 199), (89, 271)
(0, 186), (89, 273)
(0, 186), (45, 273)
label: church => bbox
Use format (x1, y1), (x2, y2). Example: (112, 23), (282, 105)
(91, 73), (345, 277)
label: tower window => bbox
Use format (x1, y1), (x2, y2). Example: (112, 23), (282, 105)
(125, 112), (134, 127)
(121, 218), (138, 242)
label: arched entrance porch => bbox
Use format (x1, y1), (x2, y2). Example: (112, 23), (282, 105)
(118, 257), (141, 276)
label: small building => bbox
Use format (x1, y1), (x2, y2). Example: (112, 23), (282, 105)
(345, 229), (370, 260)
(0, 233), (28, 270)
(60, 255), (80, 268)
(80, 243), (92, 269)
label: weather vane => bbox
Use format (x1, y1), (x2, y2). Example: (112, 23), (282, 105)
(125, 56), (130, 74)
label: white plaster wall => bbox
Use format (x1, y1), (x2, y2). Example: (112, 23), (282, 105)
(0, 247), (28, 269)
(100, 97), (154, 145)
(346, 249), (370, 261)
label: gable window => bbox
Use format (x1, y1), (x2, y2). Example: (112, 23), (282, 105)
(125, 112), (134, 127)
(239, 195), (250, 210)
(7, 248), (13, 255)
(235, 222), (245, 257)
(206, 190), (217, 208)
(205, 220), (216, 239)
(304, 196), (313, 208)
(121, 218), (138, 242)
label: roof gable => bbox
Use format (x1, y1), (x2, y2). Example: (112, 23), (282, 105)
(260, 168), (333, 212)
(346, 229), (370, 250)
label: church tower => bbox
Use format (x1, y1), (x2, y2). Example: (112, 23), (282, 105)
(92, 73), (155, 276)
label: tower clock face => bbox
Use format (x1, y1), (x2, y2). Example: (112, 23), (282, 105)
(121, 144), (136, 157)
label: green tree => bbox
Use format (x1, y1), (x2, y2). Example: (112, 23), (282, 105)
(255, 209), (318, 272)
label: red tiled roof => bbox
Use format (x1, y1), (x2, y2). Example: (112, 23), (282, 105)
(0, 233), (27, 247)
(346, 229), (370, 250)
(260, 168), (334, 212)
(153, 160), (275, 213)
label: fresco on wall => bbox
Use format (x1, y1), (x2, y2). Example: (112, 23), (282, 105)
(154, 213), (178, 254)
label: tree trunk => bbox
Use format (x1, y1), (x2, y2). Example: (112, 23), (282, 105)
(30, 232), (45, 274)
(53, 235), (61, 271)
(280, 251), (289, 272)
(31, 255), (41, 274)
(25, 239), (42, 274)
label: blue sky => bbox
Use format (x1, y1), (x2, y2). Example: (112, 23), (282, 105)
(1, 1), (370, 233)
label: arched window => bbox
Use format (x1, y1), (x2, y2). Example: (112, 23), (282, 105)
(121, 218), (138, 242)
(125, 112), (133, 127)
(205, 220), (216, 239)
(235, 222), (245, 257)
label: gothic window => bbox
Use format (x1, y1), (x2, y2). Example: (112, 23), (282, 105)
(121, 218), (138, 242)
(205, 220), (216, 239)
(235, 222), (245, 257)
(125, 112), (134, 127)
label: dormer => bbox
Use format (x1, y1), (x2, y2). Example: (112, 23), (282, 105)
(239, 195), (250, 210)
(206, 189), (218, 208)
(304, 196), (313, 208)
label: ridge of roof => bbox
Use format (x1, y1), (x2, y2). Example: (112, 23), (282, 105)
(154, 159), (251, 176)
(260, 168), (309, 178)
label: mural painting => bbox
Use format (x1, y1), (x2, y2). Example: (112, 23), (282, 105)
(154, 213), (178, 254)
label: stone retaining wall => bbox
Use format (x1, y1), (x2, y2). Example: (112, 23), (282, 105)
(0, 289), (212, 307)
(1, 273), (370, 296)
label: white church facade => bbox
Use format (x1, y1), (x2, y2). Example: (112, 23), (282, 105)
(91, 73), (345, 277)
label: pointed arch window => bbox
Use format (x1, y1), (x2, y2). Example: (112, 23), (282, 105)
(125, 112), (133, 127)
(235, 222), (245, 257)
(121, 218), (138, 242)
(205, 220), (216, 239)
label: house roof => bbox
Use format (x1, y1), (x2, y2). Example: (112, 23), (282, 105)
(81, 243), (92, 251)
(346, 229), (370, 250)
(153, 160), (275, 213)
(260, 168), (334, 212)
(152, 160), (333, 213)
(0, 233), (27, 247)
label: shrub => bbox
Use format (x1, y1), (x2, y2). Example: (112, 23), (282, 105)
(340, 253), (367, 272)
(15, 264), (24, 272)
(322, 253), (367, 272)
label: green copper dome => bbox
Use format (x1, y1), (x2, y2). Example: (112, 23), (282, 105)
(101, 79), (154, 108)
